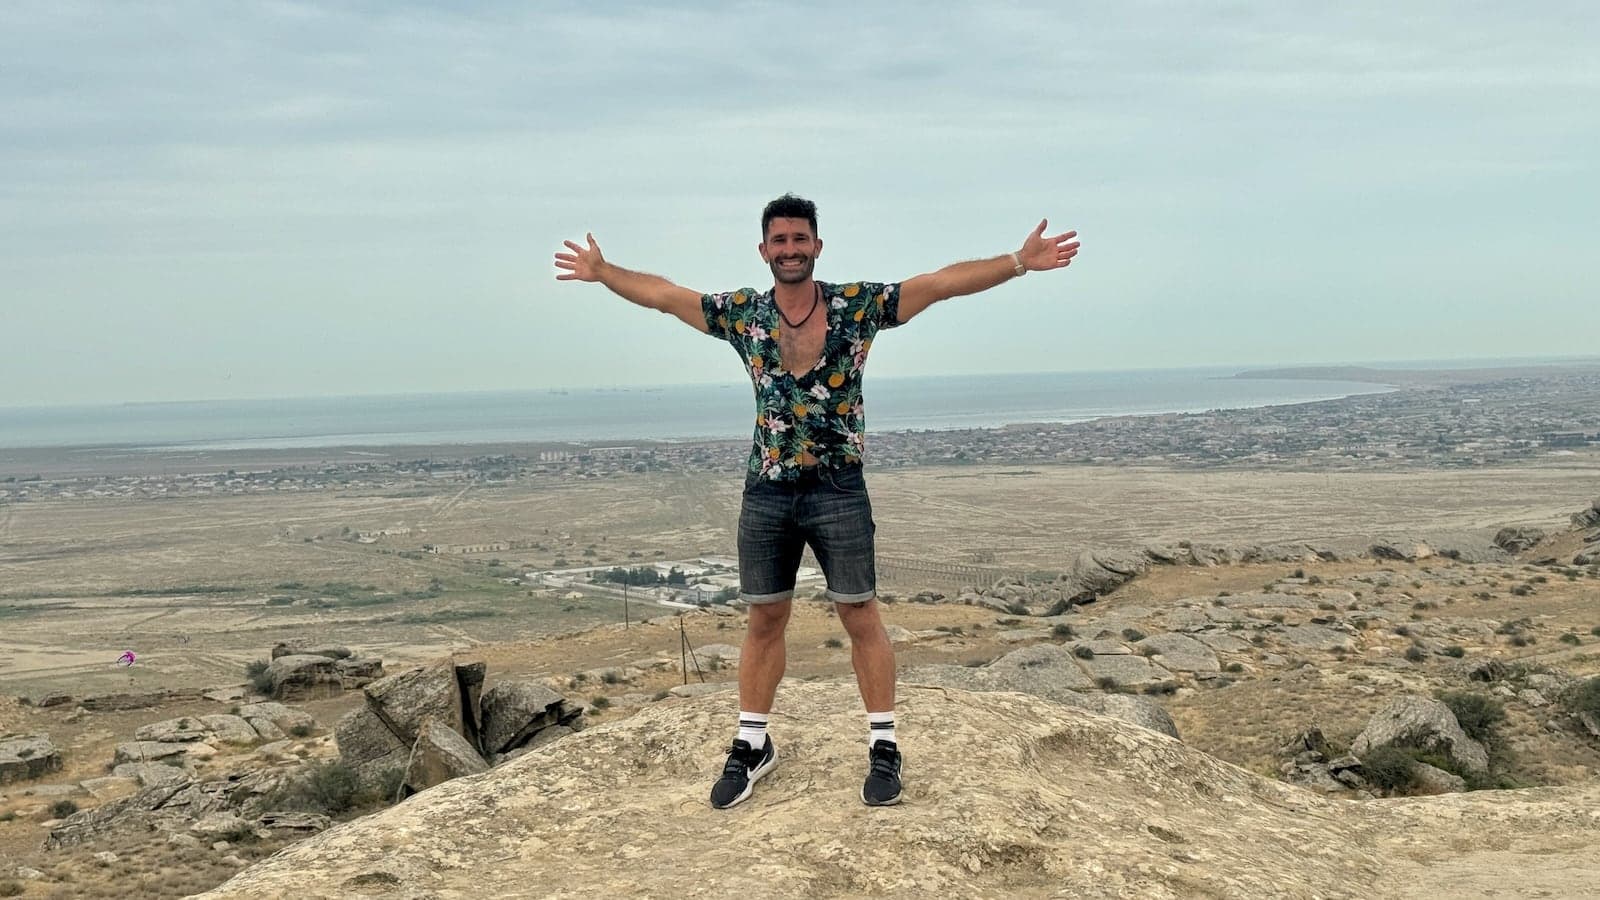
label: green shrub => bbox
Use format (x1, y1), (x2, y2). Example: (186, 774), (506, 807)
(1052, 623), (1075, 638)
(50, 799), (79, 818)
(1121, 628), (1146, 642)
(824, 638), (843, 649)
(1143, 682), (1177, 695)
(1094, 676), (1120, 691)
(0, 880), (23, 897)
(1559, 633), (1581, 646)
(1562, 677), (1600, 720)
(1224, 662), (1245, 673)
(267, 760), (361, 815)
(1006, 602), (1030, 616)
(1439, 691), (1506, 744)
(1591, 626), (1600, 637)
(289, 723), (314, 738)
(590, 695), (611, 709)
(246, 659), (274, 694)
(1073, 645), (1095, 659)
(1440, 645), (1466, 658)
(1360, 744), (1419, 794)
(1404, 645), (1428, 663)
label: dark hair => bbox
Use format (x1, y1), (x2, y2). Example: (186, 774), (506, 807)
(761, 194), (818, 240)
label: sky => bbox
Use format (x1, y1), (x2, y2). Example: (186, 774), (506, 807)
(2, 0), (1597, 407)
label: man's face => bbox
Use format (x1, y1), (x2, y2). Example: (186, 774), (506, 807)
(760, 217), (821, 285)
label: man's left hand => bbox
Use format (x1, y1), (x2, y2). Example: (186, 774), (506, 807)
(1018, 219), (1080, 272)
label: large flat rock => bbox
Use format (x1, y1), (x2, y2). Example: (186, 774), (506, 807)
(196, 683), (1600, 900)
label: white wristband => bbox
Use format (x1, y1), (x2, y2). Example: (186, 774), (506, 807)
(1009, 252), (1025, 276)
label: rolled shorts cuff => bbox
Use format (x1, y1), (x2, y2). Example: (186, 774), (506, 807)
(826, 587), (876, 604)
(740, 589), (794, 605)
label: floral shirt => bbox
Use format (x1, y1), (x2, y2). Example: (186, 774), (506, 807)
(702, 281), (903, 481)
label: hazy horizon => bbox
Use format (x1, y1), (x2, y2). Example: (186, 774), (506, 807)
(4, 2), (1597, 407)
(1, 353), (1597, 412)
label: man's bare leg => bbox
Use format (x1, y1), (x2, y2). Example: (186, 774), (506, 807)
(739, 599), (792, 714)
(835, 598), (895, 712)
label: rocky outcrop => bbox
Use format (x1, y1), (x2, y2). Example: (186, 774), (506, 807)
(336, 660), (582, 796)
(405, 718), (488, 793)
(267, 654), (343, 701)
(1493, 526), (1545, 553)
(197, 683), (1600, 900)
(1351, 695), (1490, 774)
(0, 733), (62, 784)
(1571, 497), (1600, 529)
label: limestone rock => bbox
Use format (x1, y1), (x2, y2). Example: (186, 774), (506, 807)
(1137, 633), (1221, 673)
(237, 701), (313, 737)
(112, 763), (191, 789)
(272, 642), (353, 660)
(0, 734), (62, 784)
(336, 656), (386, 688)
(1351, 695), (1489, 774)
(113, 741), (190, 766)
(200, 715), (262, 745)
(404, 717), (489, 794)
(334, 705), (408, 786)
(266, 654), (343, 701)
(364, 660), (464, 746)
(135, 716), (210, 742)
(1493, 527), (1545, 553)
(192, 682), (1600, 900)
(479, 679), (569, 756)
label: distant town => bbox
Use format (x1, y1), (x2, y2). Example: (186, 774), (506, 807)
(3, 370), (1597, 503)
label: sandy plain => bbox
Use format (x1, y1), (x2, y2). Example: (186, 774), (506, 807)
(2, 458), (1597, 699)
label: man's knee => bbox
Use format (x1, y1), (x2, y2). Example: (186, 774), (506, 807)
(834, 598), (884, 639)
(746, 600), (792, 641)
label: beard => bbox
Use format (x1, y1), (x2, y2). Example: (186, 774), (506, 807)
(769, 254), (815, 284)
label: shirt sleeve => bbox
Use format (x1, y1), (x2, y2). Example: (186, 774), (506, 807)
(701, 291), (735, 342)
(862, 282), (903, 334)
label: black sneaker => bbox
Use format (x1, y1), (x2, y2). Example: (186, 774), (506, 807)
(862, 739), (903, 806)
(710, 737), (777, 809)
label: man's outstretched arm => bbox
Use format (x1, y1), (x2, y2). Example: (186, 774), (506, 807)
(553, 233), (709, 334)
(895, 219), (1080, 325)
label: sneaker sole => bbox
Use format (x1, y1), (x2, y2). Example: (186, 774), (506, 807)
(861, 788), (902, 807)
(711, 745), (778, 810)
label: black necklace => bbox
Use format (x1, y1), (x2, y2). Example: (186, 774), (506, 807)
(777, 282), (822, 329)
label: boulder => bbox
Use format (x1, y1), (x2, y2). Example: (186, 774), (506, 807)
(1412, 762), (1466, 795)
(237, 701), (314, 738)
(0, 734), (62, 784)
(256, 811), (331, 834)
(272, 642), (353, 660)
(364, 660), (465, 746)
(112, 763), (192, 788)
(113, 741), (190, 766)
(134, 716), (210, 742)
(1137, 633), (1221, 673)
(1570, 498), (1600, 529)
(199, 715), (262, 746)
(266, 654), (343, 701)
(1076, 653), (1176, 690)
(479, 680), (570, 756)
(334, 705), (409, 786)
(404, 717), (489, 794)
(337, 657), (386, 688)
(1493, 527), (1545, 554)
(1351, 695), (1489, 774)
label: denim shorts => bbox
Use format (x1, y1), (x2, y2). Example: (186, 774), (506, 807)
(737, 463), (877, 604)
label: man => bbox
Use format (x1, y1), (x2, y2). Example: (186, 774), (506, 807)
(553, 194), (1079, 808)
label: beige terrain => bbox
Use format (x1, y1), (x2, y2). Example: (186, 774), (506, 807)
(2, 460), (1599, 898)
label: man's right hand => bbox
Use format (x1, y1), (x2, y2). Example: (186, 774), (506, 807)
(554, 233), (605, 282)
(550, 233), (710, 334)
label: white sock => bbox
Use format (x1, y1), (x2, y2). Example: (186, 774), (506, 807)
(737, 711), (769, 750)
(868, 711), (896, 748)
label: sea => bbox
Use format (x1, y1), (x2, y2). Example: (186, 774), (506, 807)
(0, 367), (1404, 452)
